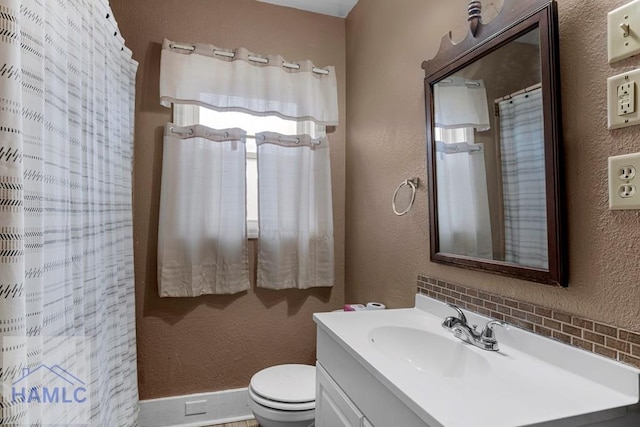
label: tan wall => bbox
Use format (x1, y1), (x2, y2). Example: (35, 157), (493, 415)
(345, 0), (640, 333)
(110, 0), (346, 399)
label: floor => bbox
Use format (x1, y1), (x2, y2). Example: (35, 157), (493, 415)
(210, 420), (259, 427)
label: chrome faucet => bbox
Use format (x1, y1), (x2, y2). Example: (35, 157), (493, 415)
(441, 303), (507, 351)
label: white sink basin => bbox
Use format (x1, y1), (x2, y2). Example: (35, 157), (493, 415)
(314, 295), (640, 427)
(367, 326), (490, 378)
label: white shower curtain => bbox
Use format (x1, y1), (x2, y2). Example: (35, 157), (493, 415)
(158, 124), (250, 296)
(0, 0), (138, 425)
(256, 132), (334, 289)
(159, 39), (338, 291)
(499, 88), (548, 269)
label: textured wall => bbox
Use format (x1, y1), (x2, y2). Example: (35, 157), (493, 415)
(345, 0), (640, 332)
(110, 0), (346, 399)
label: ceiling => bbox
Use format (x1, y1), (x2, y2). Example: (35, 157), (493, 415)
(255, 0), (359, 18)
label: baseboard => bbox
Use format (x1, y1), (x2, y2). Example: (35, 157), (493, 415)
(139, 388), (254, 427)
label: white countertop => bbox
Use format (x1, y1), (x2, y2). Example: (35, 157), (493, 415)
(314, 294), (640, 427)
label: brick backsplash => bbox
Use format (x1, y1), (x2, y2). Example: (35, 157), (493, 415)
(417, 275), (640, 369)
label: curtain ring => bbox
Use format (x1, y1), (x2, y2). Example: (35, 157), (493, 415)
(392, 178), (419, 216)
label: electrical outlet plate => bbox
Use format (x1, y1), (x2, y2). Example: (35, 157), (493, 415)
(617, 81), (635, 115)
(608, 69), (640, 129)
(608, 0), (640, 63)
(608, 153), (640, 210)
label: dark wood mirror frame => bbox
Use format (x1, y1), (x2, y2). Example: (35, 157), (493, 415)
(422, 0), (567, 287)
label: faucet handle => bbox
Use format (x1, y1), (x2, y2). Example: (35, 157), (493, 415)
(445, 303), (468, 325)
(481, 320), (507, 341)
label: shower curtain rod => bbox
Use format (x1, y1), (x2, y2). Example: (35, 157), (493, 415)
(169, 43), (331, 75)
(494, 82), (542, 103)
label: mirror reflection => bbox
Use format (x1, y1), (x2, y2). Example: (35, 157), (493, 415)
(433, 28), (547, 269)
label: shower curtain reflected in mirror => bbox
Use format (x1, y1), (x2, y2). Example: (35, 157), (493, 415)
(498, 88), (548, 269)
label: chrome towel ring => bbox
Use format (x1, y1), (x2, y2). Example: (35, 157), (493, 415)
(392, 178), (419, 216)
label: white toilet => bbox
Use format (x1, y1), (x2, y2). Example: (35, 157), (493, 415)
(248, 364), (316, 427)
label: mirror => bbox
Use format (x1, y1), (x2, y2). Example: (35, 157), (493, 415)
(422, 0), (566, 286)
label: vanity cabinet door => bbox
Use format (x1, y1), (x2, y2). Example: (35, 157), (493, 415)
(316, 363), (368, 427)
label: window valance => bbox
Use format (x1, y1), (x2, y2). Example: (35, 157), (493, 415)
(159, 39), (339, 126)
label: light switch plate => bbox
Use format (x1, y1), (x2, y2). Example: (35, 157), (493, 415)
(608, 69), (640, 129)
(608, 0), (640, 63)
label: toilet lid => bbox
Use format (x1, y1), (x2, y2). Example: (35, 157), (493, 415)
(250, 364), (316, 404)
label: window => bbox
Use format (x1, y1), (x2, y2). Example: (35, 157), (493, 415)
(174, 105), (322, 238)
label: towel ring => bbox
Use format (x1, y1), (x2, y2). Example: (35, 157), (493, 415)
(392, 178), (419, 216)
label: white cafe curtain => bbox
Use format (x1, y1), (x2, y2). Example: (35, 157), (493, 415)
(158, 39), (338, 292)
(256, 133), (334, 289)
(0, 0), (138, 425)
(433, 77), (492, 259)
(434, 76), (491, 131)
(157, 124), (250, 296)
(435, 128), (493, 259)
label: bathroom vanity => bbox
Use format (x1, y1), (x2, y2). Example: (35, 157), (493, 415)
(313, 294), (640, 427)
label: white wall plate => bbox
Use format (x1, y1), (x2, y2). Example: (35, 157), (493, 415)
(608, 0), (640, 63)
(609, 153), (640, 210)
(607, 69), (640, 129)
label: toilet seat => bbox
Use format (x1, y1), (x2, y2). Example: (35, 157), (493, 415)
(249, 386), (315, 411)
(249, 364), (316, 411)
